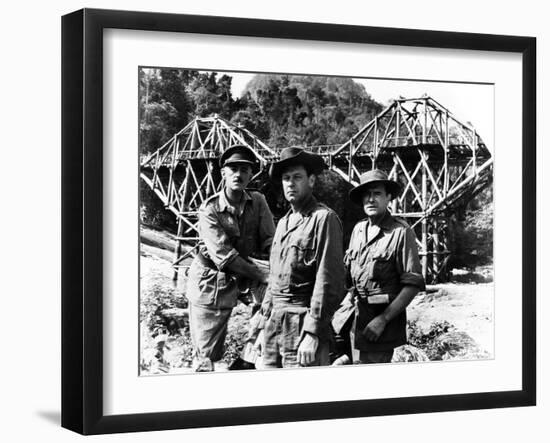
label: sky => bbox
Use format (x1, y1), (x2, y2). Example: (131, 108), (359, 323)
(228, 72), (494, 152)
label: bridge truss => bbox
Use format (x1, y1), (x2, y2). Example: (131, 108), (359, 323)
(140, 115), (277, 277)
(140, 97), (493, 283)
(327, 97), (492, 281)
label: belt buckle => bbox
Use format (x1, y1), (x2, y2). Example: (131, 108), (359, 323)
(367, 293), (390, 304)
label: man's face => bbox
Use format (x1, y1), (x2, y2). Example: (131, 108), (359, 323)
(222, 163), (253, 192)
(281, 164), (315, 205)
(361, 183), (392, 217)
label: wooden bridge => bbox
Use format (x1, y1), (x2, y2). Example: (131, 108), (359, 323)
(140, 97), (492, 283)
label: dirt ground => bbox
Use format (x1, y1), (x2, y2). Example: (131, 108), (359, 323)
(139, 228), (494, 375)
(408, 282), (494, 356)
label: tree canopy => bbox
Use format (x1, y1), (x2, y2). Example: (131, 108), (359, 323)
(139, 69), (384, 154)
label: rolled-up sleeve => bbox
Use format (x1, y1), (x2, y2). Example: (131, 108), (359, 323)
(397, 227), (425, 291)
(302, 211), (346, 337)
(198, 205), (239, 270)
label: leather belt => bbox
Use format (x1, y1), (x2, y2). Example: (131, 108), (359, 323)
(356, 286), (399, 304)
(365, 293), (391, 304)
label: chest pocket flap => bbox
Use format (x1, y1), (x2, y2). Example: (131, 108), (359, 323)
(370, 250), (396, 282)
(219, 212), (240, 237)
(287, 235), (316, 289)
(289, 235), (316, 266)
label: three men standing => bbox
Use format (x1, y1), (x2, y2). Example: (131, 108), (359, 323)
(187, 143), (423, 369)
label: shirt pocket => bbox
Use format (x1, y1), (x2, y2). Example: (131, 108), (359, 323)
(218, 213), (240, 238)
(186, 260), (238, 308)
(370, 251), (396, 282)
(186, 260), (216, 305)
(213, 271), (238, 309)
(288, 236), (316, 289)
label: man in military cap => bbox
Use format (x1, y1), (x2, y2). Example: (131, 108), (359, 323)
(185, 144), (275, 371)
(255, 147), (345, 368)
(343, 169), (425, 364)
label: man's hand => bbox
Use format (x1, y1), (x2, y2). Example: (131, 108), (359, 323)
(297, 332), (319, 366)
(363, 315), (388, 342)
(227, 256), (269, 284)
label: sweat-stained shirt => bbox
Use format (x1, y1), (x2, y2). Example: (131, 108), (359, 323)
(185, 189), (275, 309)
(260, 195), (346, 341)
(342, 210), (425, 352)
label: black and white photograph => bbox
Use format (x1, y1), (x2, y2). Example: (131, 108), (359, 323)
(138, 68), (494, 375)
(1, 0), (548, 439)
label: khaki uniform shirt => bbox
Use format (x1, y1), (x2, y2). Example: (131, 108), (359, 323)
(186, 190), (275, 309)
(343, 211), (425, 351)
(261, 195), (345, 340)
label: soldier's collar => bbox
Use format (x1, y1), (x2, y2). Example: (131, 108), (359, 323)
(366, 210), (394, 231)
(218, 189), (252, 212)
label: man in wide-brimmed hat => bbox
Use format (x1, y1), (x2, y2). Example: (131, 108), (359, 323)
(255, 147), (346, 368)
(185, 144), (275, 371)
(338, 168), (425, 364)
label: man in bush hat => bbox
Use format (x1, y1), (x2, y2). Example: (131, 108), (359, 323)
(185, 144), (275, 371)
(343, 169), (425, 364)
(255, 147), (345, 368)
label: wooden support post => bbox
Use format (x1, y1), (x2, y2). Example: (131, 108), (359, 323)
(433, 218), (440, 277)
(421, 155), (428, 279)
(152, 151), (160, 188)
(167, 137), (180, 206)
(391, 155), (398, 213)
(444, 110), (449, 196)
(423, 99), (428, 144)
(422, 217), (428, 281)
(166, 160), (175, 207)
(172, 217), (185, 282)
(374, 116), (378, 157)
(348, 140), (353, 181)
(396, 107), (400, 146)
(472, 129), (477, 176)
(440, 217), (450, 282)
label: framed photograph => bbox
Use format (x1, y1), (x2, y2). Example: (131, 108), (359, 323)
(62, 8), (536, 435)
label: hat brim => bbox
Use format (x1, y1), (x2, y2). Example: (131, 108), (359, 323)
(221, 159), (260, 175)
(223, 159), (256, 166)
(219, 145), (259, 168)
(269, 151), (326, 180)
(349, 180), (401, 205)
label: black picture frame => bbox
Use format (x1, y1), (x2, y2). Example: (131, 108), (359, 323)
(61, 8), (536, 435)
